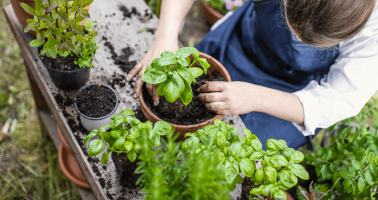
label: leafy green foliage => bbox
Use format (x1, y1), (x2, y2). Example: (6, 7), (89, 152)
(297, 182), (327, 200)
(183, 120), (309, 199)
(142, 47), (210, 106)
(305, 97), (378, 199)
(84, 109), (174, 164)
(136, 129), (230, 200)
(144, 0), (162, 17)
(21, 0), (99, 68)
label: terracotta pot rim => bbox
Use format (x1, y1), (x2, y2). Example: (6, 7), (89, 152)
(139, 52), (231, 130)
(58, 144), (90, 188)
(57, 125), (70, 152)
(200, 2), (224, 19)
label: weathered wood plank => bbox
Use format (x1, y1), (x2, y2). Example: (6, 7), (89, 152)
(4, 0), (247, 199)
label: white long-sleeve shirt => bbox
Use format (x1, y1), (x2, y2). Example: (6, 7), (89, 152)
(293, 1), (378, 136)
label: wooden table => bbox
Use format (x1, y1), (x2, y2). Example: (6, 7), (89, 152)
(4, 0), (247, 199)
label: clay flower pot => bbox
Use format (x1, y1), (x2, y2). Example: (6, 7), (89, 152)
(200, 2), (224, 26)
(57, 126), (90, 188)
(74, 83), (119, 131)
(139, 52), (231, 140)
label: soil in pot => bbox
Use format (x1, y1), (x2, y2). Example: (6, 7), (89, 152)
(76, 84), (117, 118)
(40, 53), (82, 71)
(142, 71), (225, 125)
(241, 176), (260, 200)
(111, 153), (140, 189)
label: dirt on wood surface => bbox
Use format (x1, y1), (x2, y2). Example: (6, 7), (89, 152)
(143, 71), (225, 125)
(111, 153), (141, 189)
(40, 53), (81, 71)
(75, 84), (117, 118)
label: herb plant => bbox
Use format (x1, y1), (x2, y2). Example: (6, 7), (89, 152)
(84, 109), (174, 164)
(142, 47), (210, 105)
(183, 120), (309, 199)
(21, 0), (99, 68)
(136, 130), (230, 200)
(304, 97), (378, 199)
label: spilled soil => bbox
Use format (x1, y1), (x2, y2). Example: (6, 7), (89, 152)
(111, 153), (141, 189)
(143, 71), (225, 125)
(75, 84), (117, 118)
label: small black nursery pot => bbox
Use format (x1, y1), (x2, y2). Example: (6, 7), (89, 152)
(38, 47), (90, 91)
(74, 83), (119, 131)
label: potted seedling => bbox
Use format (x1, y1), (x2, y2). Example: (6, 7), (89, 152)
(199, 0), (245, 26)
(74, 83), (119, 131)
(140, 47), (231, 137)
(183, 120), (307, 200)
(22, 0), (99, 90)
(84, 109), (174, 188)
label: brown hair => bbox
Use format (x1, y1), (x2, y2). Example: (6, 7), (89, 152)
(286, 0), (376, 47)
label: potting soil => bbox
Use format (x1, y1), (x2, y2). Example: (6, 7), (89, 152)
(143, 70), (226, 125)
(40, 53), (81, 71)
(75, 84), (117, 118)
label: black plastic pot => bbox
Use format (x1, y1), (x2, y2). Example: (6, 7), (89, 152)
(37, 47), (91, 91)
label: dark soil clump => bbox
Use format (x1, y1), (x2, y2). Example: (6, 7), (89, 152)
(143, 71), (225, 125)
(134, 106), (147, 123)
(99, 178), (106, 188)
(111, 153), (140, 189)
(76, 84), (117, 118)
(241, 176), (259, 200)
(40, 54), (81, 71)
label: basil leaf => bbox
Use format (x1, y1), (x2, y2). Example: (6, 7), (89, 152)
(197, 58), (210, 74)
(156, 55), (176, 66)
(111, 116), (126, 127)
(182, 136), (200, 153)
(176, 47), (196, 58)
(215, 131), (226, 149)
(89, 139), (103, 157)
(133, 142), (141, 153)
(270, 155), (288, 167)
(149, 132), (161, 146)
(245, 146), (254, 157)
(142, 68), (167, 84)
(189, 67), (203, 78)
(244, 128), (256, 145)
(84, 130), (98, 147)
(124, 141), (133, 152)
(251, 139), (262, 152)
(163, 81), (180, 103)
(239, 158), (255, 177)
(290, 164), (309, 180)
(119, 109), (135, 116)
(157, 80), (169, 96)
(110, 130), (122, 138)
(249, 151), (263, 161)
(101, 153), (109, 164)
(264, 166), (277, 184)
(273, 190), (287, 200)
(254, 168), (264, 184)
(161, 51), (175, 57)
(282, 148), (295, 161)
(230, 142), (242, 158)
(250, 185), (264, 195)
(172, 72), (185, 93)
(153, 121), (172, 135)
(180, 83), (193, 106)
(113, 137), (125, 149)
(177, 58), (189, 66)
(214, 151), (226, 165)
(177, 68), (193, 85)
(290, 151), (304, 163)
(280, 169), (298, 188)
(127, 150), (137, 162)
(225, 161), (239, 183)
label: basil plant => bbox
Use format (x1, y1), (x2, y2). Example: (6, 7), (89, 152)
(182, 119), (309, 200)
(142, 47), (210, 105)
(21, 0), (99, 68)
(84, 109), (175, 164)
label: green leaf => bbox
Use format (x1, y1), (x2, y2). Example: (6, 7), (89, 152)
(364, 170), (373, 185)
(172, 72), (185, 94)
(120, 109), (135, 116)
(239, 158), (255, 177)
(244, 128), (257, 145)
(177, 58), (189, 67)
(180, 83), (193, 106)
(84, 130), (98, 147)
(343, 178), (353, 193)
(197, 58), (210, 74)
(189, 67), (203, 78)
(127, 150), (137, 162)
(124, 141), (133, 152)
(273, 190), (287, 200)
(264, 166), (277, 184)
(282, 148), (295, 161)
(142, 68), (167, 84)
(99, 124), (113, 133)
(156, 56), (176, 66)
(290, 164), (309, 180)
(29, 39), (44, 47)
(21, 3), (35, 15)
(148, 132), (161, 146)
(113, 137), (125, 149)
(101, 153), (109, 164)
(88, 139), (103, 157)
(214, 151), (226, 165)
(351, 160), (362, 170)
(270, 155), (288, 167)
(254, 167), (264, 183)
(280, 169), (298, 188)
(215, 131), (226, 149)
(24, 21), (37, 33)
(357, 176), (366, 192)
(225, 161), (239, 183)
(250, 185), (264, 195)
(340, 169), (353, 179)
(111, 116), (126, 127)
(176, 47), (196, 58)
(177, 68), (193, 85)
(153, 121), (172, 135)
(110, 130), (122, 138)
(181, 136), (199, 153)
(163, 81), (180, 103)
(161, 51), (175, 57)
(230, 142), (242, 158)
(133, 142), (141, 153)
(157, 80), (168, 96)
(81, 0), (94, 8)
(251, 139), (262, 152)
(290, 151), (304, 164)
(249, 151), (263, 161)
(266, 139), (279, 151)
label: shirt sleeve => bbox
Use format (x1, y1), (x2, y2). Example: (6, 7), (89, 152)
(293, 3), (378, 136)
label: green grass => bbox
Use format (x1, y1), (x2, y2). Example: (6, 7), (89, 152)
(0, 0), (80, 199)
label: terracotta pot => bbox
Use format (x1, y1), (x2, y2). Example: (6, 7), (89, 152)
(10, 0), (36, 36)
(10, 0), (91, 37)
(200, 2), (224, 26)
(286, 191), (294, 200)
(57, 126), (90, 188)
(139, 52), (231, 140)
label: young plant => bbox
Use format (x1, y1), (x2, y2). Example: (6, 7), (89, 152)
(305, 97), (378, 199)
(142, 47), (210, 105)
(183, 120), (309, 200)
(136, 130), (230, 200)
(21, 0), (99, 68)
(84, 109), (174, 164)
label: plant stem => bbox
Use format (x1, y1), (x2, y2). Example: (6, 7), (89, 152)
(353, 164), (370, 182)
(318, 178), (341, 199)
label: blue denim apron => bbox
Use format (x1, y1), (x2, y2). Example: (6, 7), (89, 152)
(196, 0), (339, 149)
